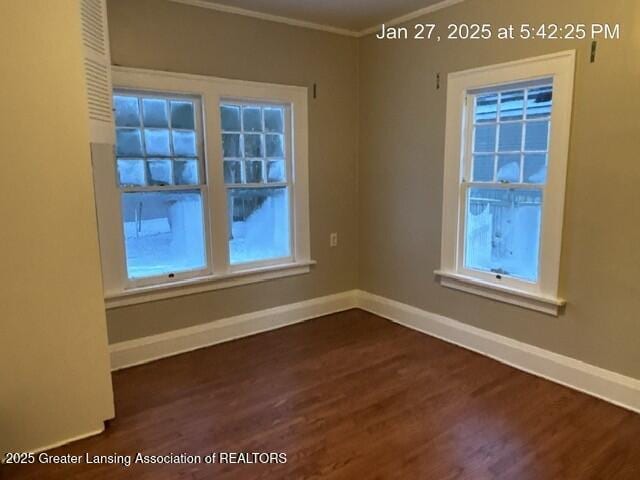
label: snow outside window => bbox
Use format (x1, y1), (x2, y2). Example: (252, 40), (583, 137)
(464, 83), (552, 283)
(438, 52), (575, 315)
(113, 92), (208, 281)
(220, 103), (292, 265)
(94, 68), (311, 304)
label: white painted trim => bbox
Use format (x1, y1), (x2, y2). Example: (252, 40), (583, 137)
(440, 50), (576, 310)
(106, 261), (315, 309)
(109, 290), (359, 370)
(448, 50), (577, 79)
(355, 290), (640, 414)
(169, 0), (359, 37)
(99, 67), (312, 302)
(168, 0), (465, 38)
(435, 270), (565, 315)
(358, 0), (465, 36)
(111, 65), (308, 94)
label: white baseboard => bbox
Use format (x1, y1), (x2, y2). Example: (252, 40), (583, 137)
(356, 290), (640, 414)
(109, 288), (639, 414)
(110, 290), (359, 371)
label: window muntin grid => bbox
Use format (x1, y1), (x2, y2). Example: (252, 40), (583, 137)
(470, 84), (552, 185)
(220, 103), (287, 186)
(113, 92), (204, 189)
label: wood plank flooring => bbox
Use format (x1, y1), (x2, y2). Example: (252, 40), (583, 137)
(3, 309), (639, 479)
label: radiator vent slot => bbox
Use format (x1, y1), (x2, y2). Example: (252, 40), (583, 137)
(85, 59), (112, 122)
(80, 0), (114, 143)
(81, 0), (106, 56)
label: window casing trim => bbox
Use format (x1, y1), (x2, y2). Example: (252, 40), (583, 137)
(435, 270), (566, 316)
(438, 51), (575, 315)
(105, 260), (316, 309)
(95, 67), (311, 301)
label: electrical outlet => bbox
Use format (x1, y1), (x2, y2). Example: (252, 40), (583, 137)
(330, 232), (338, 247)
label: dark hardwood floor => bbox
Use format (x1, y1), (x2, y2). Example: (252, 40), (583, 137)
(4, 309), (639, 479)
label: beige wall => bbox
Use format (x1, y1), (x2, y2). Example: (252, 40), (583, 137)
(0, 1), (114, 454)
(358, 0), (640, 378)
(105, 0), (640, 381)
(105, 0), (359, 343)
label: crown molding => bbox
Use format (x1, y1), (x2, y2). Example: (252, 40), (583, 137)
(168, 0), (466, 38)
(357, 0), (465, 36)
(169, 0), (359, 36)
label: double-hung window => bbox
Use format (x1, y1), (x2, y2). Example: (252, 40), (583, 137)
(220, 102), (292, 265)
(438, 51), (575, 315)
(93, 68), (310, 307)
(113, 93), (209, 284)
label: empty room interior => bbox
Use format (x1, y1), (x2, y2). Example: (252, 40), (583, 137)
(2, 0), (640, 478)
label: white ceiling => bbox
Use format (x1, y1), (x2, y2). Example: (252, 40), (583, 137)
(189, 0), (455, 33)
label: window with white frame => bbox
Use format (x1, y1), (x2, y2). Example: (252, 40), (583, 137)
(93, 68), (311, 306)
(220, 102), (292, 265)
(465, 82), (551, 282)
(438, 51), (575, 315)
(113, 92), (209, 282)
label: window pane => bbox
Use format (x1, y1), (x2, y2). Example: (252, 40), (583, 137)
(117, 159), (146, 187)
(475, 94), (498, 123)
(224, 160), (242, 184)
(267, 160), (286, 182)
(464, 187), (542, 282)
(144, 129), (171, 156)
(147, 159), (172, 185)
(498, 123), (522, 152)
(171, 101), (195, 130)
(244, 134), (263, 157)
(523, 154), (547, 183)
(242, 107), (262, 132)
(220, 105), (241, 131)
(264, 107), (284, 132)
(245, 160), (263, 183)
(524, 121), (549, 151)
(474, 125), (496, 152)
(121, 191), (206, 279)
(114, 96), (140, 127)
(472, 155), (494, 182)
(496, 154), (521, 182)
(228, 187), (290, 264)
(174, 159), (199, 185)
(116, 128), (143, 156)
(266, 134), (284, 157)
(142, 98), (168, 128)
(526, 86), (552, 118)
(499, 90), (524, 120)
(172, 130), (196, 157)
(222, 133), (241, 158)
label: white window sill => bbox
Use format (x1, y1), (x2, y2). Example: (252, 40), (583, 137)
(105, 261), (316, 309)
(434, 270), (566, 316)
